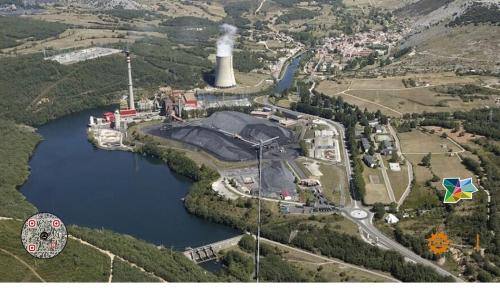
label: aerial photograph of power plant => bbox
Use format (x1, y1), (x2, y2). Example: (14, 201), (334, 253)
(0, 0), (499, 299)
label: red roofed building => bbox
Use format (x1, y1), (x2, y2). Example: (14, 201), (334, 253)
(103, 112), (115, 123)
(183, 92), (198, 110)
(281, 190), (292, 201)
(119, 109), (137, 117)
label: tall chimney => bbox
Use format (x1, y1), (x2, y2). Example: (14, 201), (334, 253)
(126, 51), (135, 110)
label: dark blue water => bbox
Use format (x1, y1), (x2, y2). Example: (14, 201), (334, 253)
(20, 107), (238, 250)
(274, 54), (303, 95)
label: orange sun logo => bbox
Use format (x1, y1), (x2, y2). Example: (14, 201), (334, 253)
(427, 232), (450, 255)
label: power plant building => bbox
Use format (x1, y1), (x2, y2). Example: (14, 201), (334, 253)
(214, 55), (236, 88)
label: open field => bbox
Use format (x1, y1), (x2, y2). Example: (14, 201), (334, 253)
(347, 88), (496, 115)
(384, 158), (409, 202)
(399, 129), (474, 186)
(227, 71), (273, 94)
(362, 165), (390, 205)
(317, 74), (499, 116)
(343, 0), (413, 9)
(400, 130), (463, 154)
(316, 80), (350, 95)
(319, 164), (348, 206)
(399, 130), (477, 193)
(422, 125), (484, 147)
(150, 0), (226, 21)
(1, 28), (162, 56)
(407, 153), (478, 189)
(341, 93), (403, 117)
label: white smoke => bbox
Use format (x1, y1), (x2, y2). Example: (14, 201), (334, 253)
(216, 24), (237, 57)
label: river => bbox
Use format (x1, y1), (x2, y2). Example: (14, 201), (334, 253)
(273, 54), (303, 96)
(20, 107), (238, 250)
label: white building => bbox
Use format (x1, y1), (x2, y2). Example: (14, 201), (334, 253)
(384, 213), (399, 224)
(389, 163), (401, 172)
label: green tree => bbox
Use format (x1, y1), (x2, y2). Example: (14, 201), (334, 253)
(371, 203), (386, 220)
(421, 153), (432, 167)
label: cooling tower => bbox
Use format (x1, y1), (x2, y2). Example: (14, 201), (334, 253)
(214, 55), (236, 88)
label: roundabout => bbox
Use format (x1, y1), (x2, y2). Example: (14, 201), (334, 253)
(350, 209), (369, 219)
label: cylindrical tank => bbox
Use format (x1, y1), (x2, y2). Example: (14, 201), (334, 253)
(214, 55), (236, 88)
(114, 110), (121, 131)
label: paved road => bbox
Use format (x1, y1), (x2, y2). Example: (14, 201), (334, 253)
(261, 97), (461, 281)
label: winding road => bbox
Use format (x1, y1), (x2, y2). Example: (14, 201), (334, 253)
(259, 97), (462, 281)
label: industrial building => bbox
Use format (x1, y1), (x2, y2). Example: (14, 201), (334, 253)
(45, 47), (121, 65)
(310, 129), (341, 162)
(87, 50), (162, 150)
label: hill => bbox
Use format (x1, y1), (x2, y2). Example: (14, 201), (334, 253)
(392, 0), (500, 73)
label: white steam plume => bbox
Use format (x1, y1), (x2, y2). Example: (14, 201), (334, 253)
(216, 24), (237, 57)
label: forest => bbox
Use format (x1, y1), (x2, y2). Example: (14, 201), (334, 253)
(0, 36), (212, 126)
(233, 50), (265, 72)
(69, 226), (218, 282)
(0, 16), (68, 49)
(448, 3), (500, 27)
(276, 8), (320, 24)
(0, 119), (39, 219)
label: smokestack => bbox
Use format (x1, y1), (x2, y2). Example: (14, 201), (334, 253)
(214, 24), (237, 88)
(126, 51), (135, 110)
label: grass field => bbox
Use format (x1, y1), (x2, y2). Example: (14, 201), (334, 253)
(362, 165), (390, 205)
(399, 129), (477, 195)
(316, 74), (498, 116)
(316, 80), (350, 95)
(400, 130), (462, 154)
(319, 164), (348, 206)
(384, 158), (408, 202)
(0, 219), (110, 282)
(343, 0), (412, 9)
(0, 250), (42, 282)
(1, 28), (162, 56)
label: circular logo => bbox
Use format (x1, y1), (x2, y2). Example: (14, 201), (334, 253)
(21, 213), (67, 259)
(427, 232), (450, 255)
